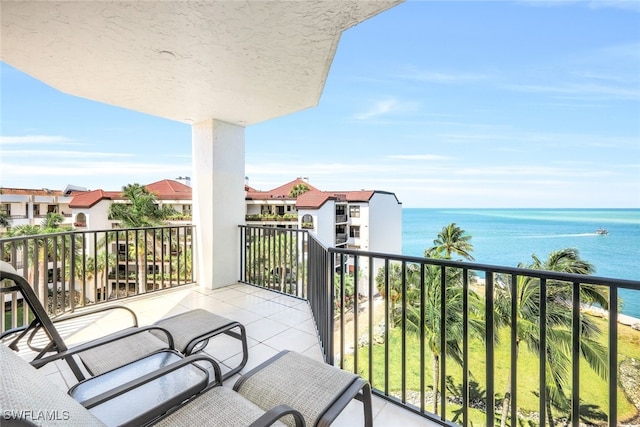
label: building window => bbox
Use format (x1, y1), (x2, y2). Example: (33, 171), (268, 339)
(301, 214), (314, 229)
(74, 213), (87, 227)
(349, 205), (360, 218)
(349, 226), (360, 238)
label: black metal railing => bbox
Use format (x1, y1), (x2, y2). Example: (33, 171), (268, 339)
(1, 225), (195, 333)
(239, 225), (309, 298)
(238, 225), (640, 426)
(330, 248), (640, 427)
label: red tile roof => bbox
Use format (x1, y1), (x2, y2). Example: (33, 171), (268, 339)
(245, 180), (399, 209)
(146, 179), (192, 200)
(295, 191), (334, 209)
(245, 178), (320, 201)
(328, 191), (375, 202)
(69, 180), (192, 208)
(0, 187), (63, 196)
(69, 190), (122, 208)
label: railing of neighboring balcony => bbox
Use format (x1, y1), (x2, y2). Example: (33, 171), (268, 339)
(0, 225), (195, 334)
(238, 225), (640, 427)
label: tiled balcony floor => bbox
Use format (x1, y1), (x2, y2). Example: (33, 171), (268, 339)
(15, 282), (436, 426)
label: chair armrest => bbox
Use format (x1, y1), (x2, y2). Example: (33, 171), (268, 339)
(248, 404), (306, 427)
(0, 325), (28, 342)
(24, 305), (140, 353)
(30, 325), (175, 369)
(52, 304), (139, 327)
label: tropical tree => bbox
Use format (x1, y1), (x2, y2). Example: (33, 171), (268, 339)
(0, 210), (10, 229)
(425, 223), (475, 261)
(373, 224), (482, 414)
(5, 213), (68, 310)
(289, 183), (310, 198)
(40, 212), (65, 231)
(402, 261), (487, 415)
(108, 183), (174, 293)
(375, 262), (421, 327)
(172, 248), (193, 283)
(495, 248), (608, 427)
(246, 229), (298, 293)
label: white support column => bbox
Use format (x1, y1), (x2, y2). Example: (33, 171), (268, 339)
(192, 119), (245, 289)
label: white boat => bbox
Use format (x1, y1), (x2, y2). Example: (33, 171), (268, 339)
(596, 228), (609, 235)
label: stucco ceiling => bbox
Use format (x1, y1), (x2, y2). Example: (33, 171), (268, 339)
(1, 1), (402, 126)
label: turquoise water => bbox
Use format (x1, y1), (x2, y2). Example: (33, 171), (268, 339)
(402, 209), (640, 318)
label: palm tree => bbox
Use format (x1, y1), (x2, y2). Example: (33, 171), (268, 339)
(289, 183), (310, 198)
(5, 214), (68, 311)
(496, 248), (608, 427)
(40, 212), (65, 231)
(0, 210), (10, 229)
(374, 224), (481, 414)
(246, 229), (298, 292)
(399, 257), (487, 415)
(108, 183), (174, 294)
(375, 262), (421, 327)
(425, 223), (475, 261)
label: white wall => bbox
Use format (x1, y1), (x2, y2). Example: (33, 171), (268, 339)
(298, 200), (335, 247)
(368, 193), (402, 255)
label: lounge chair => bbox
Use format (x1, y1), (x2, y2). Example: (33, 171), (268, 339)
(235, 350), (373, 427)
(0, 343), (304, 426)
(0, 261), (248, 381)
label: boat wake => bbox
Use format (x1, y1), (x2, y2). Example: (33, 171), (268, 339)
(529, 233), (602, 238)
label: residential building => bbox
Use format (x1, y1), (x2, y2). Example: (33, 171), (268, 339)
(0, 185), (84, 231)
(246, 178), (402, 255)
(68, 179), (193, 230)
(246, 178), (402, 293)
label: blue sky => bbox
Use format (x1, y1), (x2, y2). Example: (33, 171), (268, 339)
(1, 1), (639, 208)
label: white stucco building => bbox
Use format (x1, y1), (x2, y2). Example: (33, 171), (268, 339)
(68, 179), (193, 231)
(0, 185), (83, 231)
(245, 178), (402, 255)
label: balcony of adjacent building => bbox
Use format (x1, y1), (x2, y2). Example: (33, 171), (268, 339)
(2, 225), (639, 426)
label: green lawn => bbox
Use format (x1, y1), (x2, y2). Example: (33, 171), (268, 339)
(344, 315), (640, 426)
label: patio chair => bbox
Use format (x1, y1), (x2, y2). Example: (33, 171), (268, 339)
(235, 350), (373, 427)
(0, 261), (248, 382)
(0, 343), (305, 427)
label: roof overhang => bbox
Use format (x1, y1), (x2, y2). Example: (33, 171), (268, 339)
(1, 0), (402, 126)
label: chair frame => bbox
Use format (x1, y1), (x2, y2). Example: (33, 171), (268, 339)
(235, 350), (373, 427)
(0, 263), (246, 382)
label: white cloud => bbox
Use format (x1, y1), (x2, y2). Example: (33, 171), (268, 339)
(0, 135), (74, 145)
(399, 70), (486, 84)
(1, 150), (133, 158)
(503, 82), (640, 100)
(515, 0), (640, 12)
(0, 161), (190, 177)
(387, 154), (451, 161)
(353, 99), (400, 120)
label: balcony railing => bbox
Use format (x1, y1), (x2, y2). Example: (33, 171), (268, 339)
(1, 225), (195, 332)
(239, 225), (640, 426)
(3, 224), (639, 425)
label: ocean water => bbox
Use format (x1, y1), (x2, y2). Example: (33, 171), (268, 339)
(402, 209), (640, 318)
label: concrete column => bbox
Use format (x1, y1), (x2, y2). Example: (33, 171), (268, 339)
(192, 119), (245, 289)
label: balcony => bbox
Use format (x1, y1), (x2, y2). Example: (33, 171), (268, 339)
(2, 225), (640, 426)
(245, 214), (298, 224)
